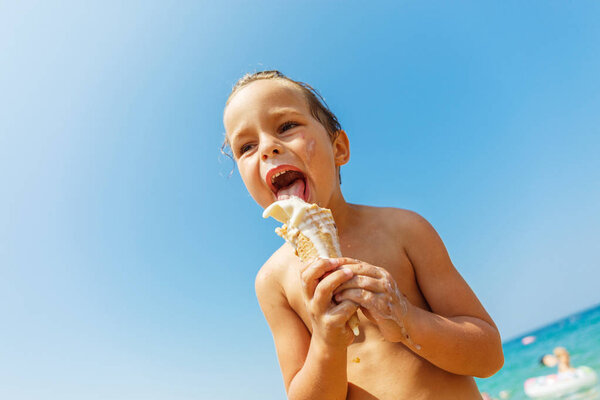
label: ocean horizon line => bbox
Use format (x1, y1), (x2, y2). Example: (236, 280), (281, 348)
(503, 301), (600, 344)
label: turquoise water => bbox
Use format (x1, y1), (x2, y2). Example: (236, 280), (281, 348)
(477, 304), (600, 399)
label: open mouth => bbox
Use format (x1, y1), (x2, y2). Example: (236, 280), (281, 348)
(267, 166), (309, 201)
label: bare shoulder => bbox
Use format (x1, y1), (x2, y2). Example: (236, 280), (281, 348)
(358, 205), (452, 271)
(353, 204), (430, 240)
(390, 209), (441, 250)
(255, 244), (290, 302)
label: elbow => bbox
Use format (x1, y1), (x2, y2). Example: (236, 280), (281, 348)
(477, 324), (505, 378)
(474, 339), (505, 378)
(493, 348), (505, 376)
(475, 352), (504, 378)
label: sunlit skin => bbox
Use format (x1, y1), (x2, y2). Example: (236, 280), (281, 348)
(224, 79), (504, 400)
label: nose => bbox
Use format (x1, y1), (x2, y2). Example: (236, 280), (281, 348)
(260, 136), (282, 161)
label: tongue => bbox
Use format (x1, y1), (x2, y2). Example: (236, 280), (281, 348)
(276, 179), (306, 201)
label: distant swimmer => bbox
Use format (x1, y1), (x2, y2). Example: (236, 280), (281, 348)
(527, 347), (596, 398)
(540, 346), (576, 372)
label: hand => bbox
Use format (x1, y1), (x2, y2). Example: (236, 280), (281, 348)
(333, 258), (417, 346)
(300, 258), (360, 347)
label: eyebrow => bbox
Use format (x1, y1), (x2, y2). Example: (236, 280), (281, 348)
(228, 128), (248, 149)
(268, 108), (304, 119)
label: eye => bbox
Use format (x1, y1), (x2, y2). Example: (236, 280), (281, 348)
(279, 121), (299, 133)
(239, 143), (255, 156)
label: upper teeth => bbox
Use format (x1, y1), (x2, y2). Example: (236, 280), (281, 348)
(271, 170), (288, 183)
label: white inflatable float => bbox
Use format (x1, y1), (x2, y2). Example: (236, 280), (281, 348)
(524, 366), (598, 398)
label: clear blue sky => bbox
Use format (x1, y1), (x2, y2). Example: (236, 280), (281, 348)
(1, 1), (599, 399)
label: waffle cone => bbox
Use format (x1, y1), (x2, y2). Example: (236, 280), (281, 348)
(275, 229), (339, 262)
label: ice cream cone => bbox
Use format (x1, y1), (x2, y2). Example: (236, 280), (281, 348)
(263, 197), (360, 336)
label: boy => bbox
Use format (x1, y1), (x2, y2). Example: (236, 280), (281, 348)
(540, 347), (576, 372)
(223, 70), (503, 399)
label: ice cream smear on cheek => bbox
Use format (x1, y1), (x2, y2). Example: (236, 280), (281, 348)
(305, 137), (316, 164)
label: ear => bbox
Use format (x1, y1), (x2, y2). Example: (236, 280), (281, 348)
(333, 130), (350, 166)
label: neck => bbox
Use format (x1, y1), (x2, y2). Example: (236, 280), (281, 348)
(324, 189), (355, 235)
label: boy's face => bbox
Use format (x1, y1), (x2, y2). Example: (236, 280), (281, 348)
(224, 79), (348, 209)
(542, 354), (558, 367)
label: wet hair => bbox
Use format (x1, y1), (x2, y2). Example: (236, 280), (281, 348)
(222, 70), (344, 182)
(222, 70), (342, 156)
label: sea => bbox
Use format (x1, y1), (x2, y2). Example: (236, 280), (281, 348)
(476, 303), (600, 400)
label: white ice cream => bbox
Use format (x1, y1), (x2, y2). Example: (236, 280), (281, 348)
(262, 196), (342, 259)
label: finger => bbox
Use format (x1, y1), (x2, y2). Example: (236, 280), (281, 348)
(300, 257), (339, 275)
(312, 268), (353, 313)
(327, 300), (359, 323)
(335, 260), (386, 279)
(301, 258), (342, 297)
(329, 257), (359, 266)
(334, 288), (376, 309)
(334, 275), (384, 295)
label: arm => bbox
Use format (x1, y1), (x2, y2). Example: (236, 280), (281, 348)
(255, 258), (358, 400)
(335, 212), (504, 378)
(403, 212), (504, 377)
